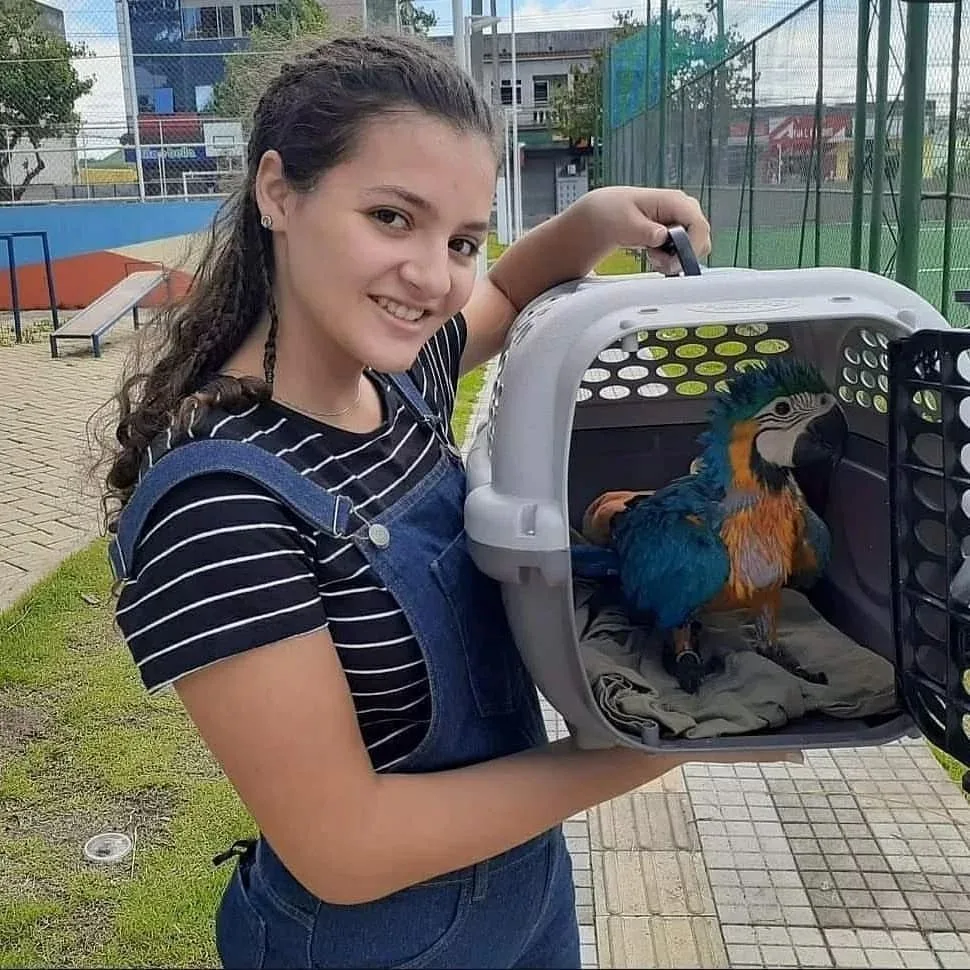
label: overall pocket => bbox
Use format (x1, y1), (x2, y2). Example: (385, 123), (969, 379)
(216, 857), (268, 970)
(430, 530), (525, 718)
(309, 877), (472, 969)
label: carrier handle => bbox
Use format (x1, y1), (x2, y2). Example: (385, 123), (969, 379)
(658, 224), (702, 277)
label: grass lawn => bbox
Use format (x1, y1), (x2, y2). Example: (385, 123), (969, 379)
(0, 542), (250, 968)
(0, 376), (489, 968)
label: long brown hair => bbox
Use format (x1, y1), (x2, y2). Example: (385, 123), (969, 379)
(97, 33), (497, 533)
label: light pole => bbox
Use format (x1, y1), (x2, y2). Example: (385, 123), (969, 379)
(452, 0), (466, 69)
(509, 0), (523, 239)
(463, 13), (503, 273)
(464, 14), (501, 74)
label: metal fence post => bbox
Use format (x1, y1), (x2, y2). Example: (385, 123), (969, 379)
(896, 0), (929, 292)
(644, 0), (652, 188)
(867, 0), (892, 274)
(679, 86), (686, 187)
(940, 0), (962, 319)
(814, 0), (824, 267)
(748, 46), (757, 268)
(850, 0), (871, 269)
(656, 0), (668, 187)
(600, 43), (616, 185)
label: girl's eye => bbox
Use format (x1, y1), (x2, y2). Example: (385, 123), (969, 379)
(450, 238), (481, 258)
(372, 209), (409, 229)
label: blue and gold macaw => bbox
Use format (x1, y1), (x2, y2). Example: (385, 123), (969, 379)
(572, 357), (847, 693)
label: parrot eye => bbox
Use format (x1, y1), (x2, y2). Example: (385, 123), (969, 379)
(773, 401), (792, 417)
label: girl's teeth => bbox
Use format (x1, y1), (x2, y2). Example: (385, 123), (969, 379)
(376, 297), (423, 321)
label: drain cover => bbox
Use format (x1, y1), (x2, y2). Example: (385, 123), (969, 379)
(83, 832), (133, 864)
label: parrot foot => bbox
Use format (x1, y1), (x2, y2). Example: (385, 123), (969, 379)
(760, 640), (829, 686)
(662, 622), (722, 693)
(672, 649), (704, 694)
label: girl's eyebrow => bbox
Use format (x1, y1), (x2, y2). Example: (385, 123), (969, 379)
(363, 185), (489, 234)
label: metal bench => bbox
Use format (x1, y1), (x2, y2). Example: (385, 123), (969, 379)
(49, 268), (170, 359)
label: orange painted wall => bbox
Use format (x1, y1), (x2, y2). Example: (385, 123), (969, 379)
(0, 250), (192, 311)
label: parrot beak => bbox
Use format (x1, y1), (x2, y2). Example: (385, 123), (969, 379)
(793, 403), (848, 467)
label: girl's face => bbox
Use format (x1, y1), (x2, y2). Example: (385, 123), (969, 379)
(257, 110), (497, 378)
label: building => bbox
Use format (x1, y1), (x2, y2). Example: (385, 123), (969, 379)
(432, 28), (612, 229)
(115, 0), (395, 195)
(719, 100), (937, 185)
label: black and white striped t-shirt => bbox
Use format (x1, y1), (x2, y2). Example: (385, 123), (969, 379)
(115, 314), (467, 772)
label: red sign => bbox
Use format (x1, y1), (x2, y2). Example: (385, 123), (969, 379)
(136, 113), (204, 145)
(769, 113), (851, 146)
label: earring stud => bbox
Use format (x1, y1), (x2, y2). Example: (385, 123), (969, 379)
(260, 214), (273, 229)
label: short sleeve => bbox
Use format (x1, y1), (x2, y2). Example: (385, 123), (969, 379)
(114, 472), (328, 693)
(408, 313), (469, 427)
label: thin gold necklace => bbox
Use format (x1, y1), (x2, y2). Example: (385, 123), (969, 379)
(273, 379), (363, 418)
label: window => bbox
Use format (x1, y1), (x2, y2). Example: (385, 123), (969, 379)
(240, 3), (278, 31)
(195, 84), (214, 111)
(181, 4), (235, 38)
(500, 79), (522, 106)
(533, 75), (567, 105)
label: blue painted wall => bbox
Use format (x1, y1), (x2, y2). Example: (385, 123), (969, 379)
(1, 199), (223, 266)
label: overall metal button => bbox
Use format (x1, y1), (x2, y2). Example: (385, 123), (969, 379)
(368, 523), (390, 548)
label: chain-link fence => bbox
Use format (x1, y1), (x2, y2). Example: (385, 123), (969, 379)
(601, 0), (970, 323)
(0, 0), (400, 204)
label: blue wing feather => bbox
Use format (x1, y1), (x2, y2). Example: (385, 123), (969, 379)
(610, 476), (731, 630)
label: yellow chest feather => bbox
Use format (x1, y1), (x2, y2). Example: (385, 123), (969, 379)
(718, 489), (802, 605)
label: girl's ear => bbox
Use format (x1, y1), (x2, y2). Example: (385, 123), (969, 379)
(254, 150), (291, 231)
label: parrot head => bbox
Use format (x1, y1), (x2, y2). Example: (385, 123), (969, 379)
(702, 357), (847, 482)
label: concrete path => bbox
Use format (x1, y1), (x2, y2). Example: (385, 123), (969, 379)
(3, 321), (970, 969)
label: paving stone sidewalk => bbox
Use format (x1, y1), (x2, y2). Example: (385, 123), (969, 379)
(0, 315), (134, 611)
(3, 329), (970, 969)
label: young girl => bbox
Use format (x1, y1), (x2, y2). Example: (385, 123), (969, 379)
(103, 32), (792, 969)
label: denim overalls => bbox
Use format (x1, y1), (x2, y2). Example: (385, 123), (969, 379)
(108, 369), (581, 969)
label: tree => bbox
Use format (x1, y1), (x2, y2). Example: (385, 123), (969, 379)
(0, 0), (93, 200)
(209, 0), (441, 126)
(399, 0), (437, 35)
(550, 7), (752, 173)
(208, 0), (339, 126)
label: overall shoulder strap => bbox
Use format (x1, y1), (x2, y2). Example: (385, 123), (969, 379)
(384, 369), (431, 416)
(109, 438), (355, 583)
(383, 370), (459, 456)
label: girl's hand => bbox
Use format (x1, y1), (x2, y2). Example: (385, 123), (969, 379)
(572, 186), (712, 276)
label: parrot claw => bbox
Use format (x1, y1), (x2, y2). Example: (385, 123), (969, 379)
(759, 641), (828, 686)
(794, 665), (828, 686)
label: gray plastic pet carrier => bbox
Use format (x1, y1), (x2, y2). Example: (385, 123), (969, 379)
(463, 238), (970, 771)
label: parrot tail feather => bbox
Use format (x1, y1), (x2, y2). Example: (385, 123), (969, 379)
(570, 544), (621, 579)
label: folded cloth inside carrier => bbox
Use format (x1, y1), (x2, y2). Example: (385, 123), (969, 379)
(574, 577), (898, 741)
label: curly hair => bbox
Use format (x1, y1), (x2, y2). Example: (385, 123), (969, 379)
(95, 32), (498, 534)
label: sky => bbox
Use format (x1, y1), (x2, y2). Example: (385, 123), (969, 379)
(50, 0), (970, 157)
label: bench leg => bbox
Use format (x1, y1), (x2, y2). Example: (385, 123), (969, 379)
(133, 305), (140, 330)
(92, 335), (101, 358)
(49, 334), (58, 359)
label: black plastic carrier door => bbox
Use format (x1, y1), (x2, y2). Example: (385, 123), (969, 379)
(888, 328), (970, 774)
